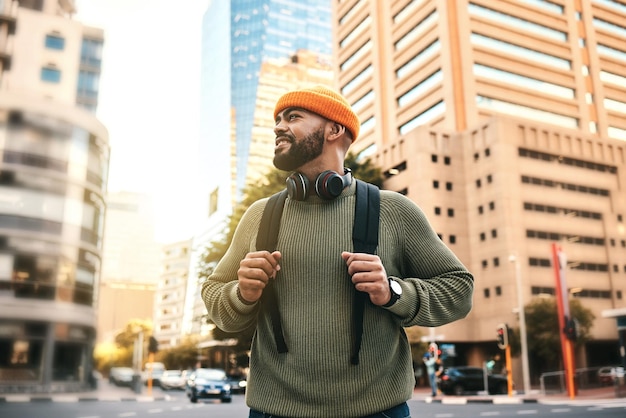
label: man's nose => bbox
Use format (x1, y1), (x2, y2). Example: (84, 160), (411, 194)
(274, 122), (287, 135)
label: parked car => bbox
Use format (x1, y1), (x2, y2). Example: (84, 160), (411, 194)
(142, 362), (165, 386)
(109, 367), (134, 387)
(598, 366), (625, 386)
(159, 369), (187, 390)
(227, 373), (247, 394)
(186, 368), (232, 403)
(438, 366), (509, 395)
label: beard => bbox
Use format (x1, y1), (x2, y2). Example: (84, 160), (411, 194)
(273, 127), (325, 172)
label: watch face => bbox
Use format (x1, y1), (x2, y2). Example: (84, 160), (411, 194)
(390, 280), (403, 295)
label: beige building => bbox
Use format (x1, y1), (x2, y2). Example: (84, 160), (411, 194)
(154, 239), (192, 350)
(333, 0), (626, 383)
(96, 191), (161, 344)
(0, 0), (108, 392)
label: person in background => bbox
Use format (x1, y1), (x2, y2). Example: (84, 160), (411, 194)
(202, 85), (474, 418)
(423, 353), (438, 397)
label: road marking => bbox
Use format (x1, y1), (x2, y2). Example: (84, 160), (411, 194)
(435, 414), (454, 418)
(550, 408), (571, 413)
(148, 409), (163, 414)
(516, 410), (538, 415)
(481, 411), (501, 416)
(119, 413), (137, 417)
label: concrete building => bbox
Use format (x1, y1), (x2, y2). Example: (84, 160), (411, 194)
(0, 0), (108, 393)
(96, 191), (161, 345)
(154, 239), (192, 350)
(333, 0), (626, 384)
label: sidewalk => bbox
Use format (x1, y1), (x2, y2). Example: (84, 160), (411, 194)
(411, 385), (622, 405)
(0, 380), (172, 403)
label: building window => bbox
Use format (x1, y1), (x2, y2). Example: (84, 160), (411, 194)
(45, 34), (65, 50)
(482, 260), (488, 268)
(431, 154), (438, 163)
(446, 182), (453, 191)
(449, 235), (456, 244)
(493, 257), (499, 267)
(489, 201), (495, 210)
(484, 288), (490, 298)
(41, 67), (61, 83)
(478, 205), (484, 214)
(491, 229), (498, 238)
(476, 179), (482, 188)
(447, 208), (454, 217)
(495, 286), (502, 296)
(444, 156), (451, 165)
(434, 207), (441, 215)
(480, 232), (486, 241)
(487, 174), (493, 183)
(617, 290), (623, 299)
(433, 180), (439, 189)
(485, 148), (491, 157)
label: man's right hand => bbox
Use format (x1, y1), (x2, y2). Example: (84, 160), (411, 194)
(237, 250), (282, 303)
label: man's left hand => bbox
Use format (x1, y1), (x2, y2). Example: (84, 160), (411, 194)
(341, 251), (391, 306)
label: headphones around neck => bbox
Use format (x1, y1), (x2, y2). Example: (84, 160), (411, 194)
(286, 168), (353, 201)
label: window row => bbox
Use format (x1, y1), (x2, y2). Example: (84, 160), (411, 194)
(519, 148), (618, 174)
(521, 175), (610, 197)
(531, 286), (621, 300)
(523, 202), (603, 220)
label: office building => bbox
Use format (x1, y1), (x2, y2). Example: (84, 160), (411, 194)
(333, 0), (626, 381)
(154, 239), (192, 350)
(96, 191), (161, 345)
(0, 0), (108, 392)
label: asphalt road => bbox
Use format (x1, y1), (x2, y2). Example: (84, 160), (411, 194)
(1, 391), (625, 418)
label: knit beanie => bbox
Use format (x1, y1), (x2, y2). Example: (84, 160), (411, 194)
(274, 85), (360, 141)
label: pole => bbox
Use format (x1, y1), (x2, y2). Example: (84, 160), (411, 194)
(505, 345), (513, 396)
(147, 352), (154, 395)
(511, 254), (531, 395)
(551, 243), (576, 399)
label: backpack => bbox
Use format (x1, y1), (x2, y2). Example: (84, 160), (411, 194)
(256, 179), (380, 365)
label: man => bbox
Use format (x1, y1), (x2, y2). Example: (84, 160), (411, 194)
(202, 85), (474, 417)
(423, 353), (438, 397)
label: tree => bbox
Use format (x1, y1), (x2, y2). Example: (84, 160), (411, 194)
(198, 155), (385, 350)
(510, 298), (594, 374)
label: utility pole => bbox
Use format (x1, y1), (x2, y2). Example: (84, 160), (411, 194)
(510, 254), (531, 395)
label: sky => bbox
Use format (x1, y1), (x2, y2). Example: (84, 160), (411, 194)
(75, 0), (210, 243)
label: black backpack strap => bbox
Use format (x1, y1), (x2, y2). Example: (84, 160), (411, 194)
(257, 190), (288, 353)
(350, 180), (380, 365)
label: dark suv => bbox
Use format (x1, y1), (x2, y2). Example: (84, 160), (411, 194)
(438, 366), (509, 395)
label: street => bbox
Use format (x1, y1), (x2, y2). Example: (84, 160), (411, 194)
(1, 389), (625, 418)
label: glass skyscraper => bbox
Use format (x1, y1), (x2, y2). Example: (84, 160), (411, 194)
(199, 0), (332, 224)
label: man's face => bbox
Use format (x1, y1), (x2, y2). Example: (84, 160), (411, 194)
(273, 108), (325, 172)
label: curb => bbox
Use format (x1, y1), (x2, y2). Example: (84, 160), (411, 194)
(423, 396), (539, 405)
(0, 394), (171, 403)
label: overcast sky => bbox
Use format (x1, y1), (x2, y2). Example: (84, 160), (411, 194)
(75, 0), (209, 243)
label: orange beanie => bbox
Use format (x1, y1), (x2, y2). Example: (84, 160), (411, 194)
(274, 85), (360, 141)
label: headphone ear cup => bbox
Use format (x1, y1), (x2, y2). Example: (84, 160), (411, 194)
(286, 172), (309, 201)
(315, 170), (350, 200)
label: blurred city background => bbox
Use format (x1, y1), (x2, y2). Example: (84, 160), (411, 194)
(0, 0), (625, 397)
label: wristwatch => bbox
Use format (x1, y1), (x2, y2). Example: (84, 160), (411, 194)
(383, 278), (402, 307)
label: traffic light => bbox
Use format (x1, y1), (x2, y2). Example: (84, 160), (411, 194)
(148, 336), (159, 353)
(564, 317), (577, 341)
(496, 323), (509, 350)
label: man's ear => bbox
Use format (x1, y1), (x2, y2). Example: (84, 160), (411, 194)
(328, 122), (346, 140)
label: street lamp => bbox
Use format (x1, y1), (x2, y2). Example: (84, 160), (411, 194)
(509, 254), (531, 395)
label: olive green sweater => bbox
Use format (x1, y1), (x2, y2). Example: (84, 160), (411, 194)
(202, 181), (473, 417)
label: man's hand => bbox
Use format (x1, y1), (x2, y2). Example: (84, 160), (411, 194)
(341, 251), (390, 306)
(237, 251), (282, 303)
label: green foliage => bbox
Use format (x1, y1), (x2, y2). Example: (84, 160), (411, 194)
(114, 319), (153, 349)
(157, 337), (200, 370)
(509, 298), (594, 371)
